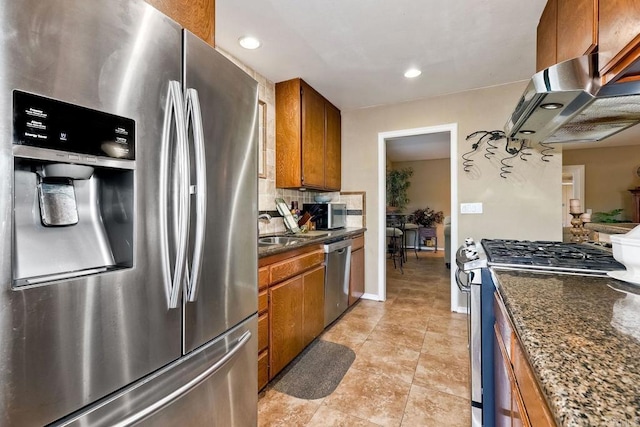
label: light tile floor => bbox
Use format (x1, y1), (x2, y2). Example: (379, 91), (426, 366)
(258, 251), (471, 426)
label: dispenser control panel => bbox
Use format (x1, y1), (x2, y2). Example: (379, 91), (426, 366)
(13, 90), (135, 160)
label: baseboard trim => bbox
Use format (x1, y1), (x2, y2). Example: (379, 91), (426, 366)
(361, 292), (383, 302)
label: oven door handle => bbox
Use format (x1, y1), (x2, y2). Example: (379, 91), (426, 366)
(455, 268), (472, 293)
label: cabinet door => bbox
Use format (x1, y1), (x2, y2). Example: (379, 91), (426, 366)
(269, 276), (304, 378)
(537, 0), (557, 72)
(513, 339), (556, 427)
(599, 0), (640, 82)
(275, 79), (303, 188)
(258, 350), (269, 391)
(301, 82), (326, 188)
(302, 265), (325, 346)
(349, 247), (365, 306)
(325, 102), (341, 191)
(556, 0), (597, 63)
(145, 0), (215, 46)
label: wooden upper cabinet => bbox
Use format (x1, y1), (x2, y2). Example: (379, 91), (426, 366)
(301, 82), (326, 188)
(325, 102), (342, 191)
(556, 0), (597, 63)
(537, 0), (557, 72)
(599, 0), (640, 83)
(276, 78), (342, 191)
(536, 0), (597, 72)
(145, 0), (215, 46)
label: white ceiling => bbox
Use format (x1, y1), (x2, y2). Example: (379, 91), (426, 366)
(215, 0), (640, 158)
(216, 0), (548, 110)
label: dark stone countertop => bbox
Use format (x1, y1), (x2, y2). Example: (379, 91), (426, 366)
(493, 269), (640, 426)
(258, 227), (366, 258)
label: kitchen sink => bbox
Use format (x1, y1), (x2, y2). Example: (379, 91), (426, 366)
(258, 236), (308, 246)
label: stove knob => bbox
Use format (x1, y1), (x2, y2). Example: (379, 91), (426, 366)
(465, 247), (478, 259)
(465, 238), (475, 247)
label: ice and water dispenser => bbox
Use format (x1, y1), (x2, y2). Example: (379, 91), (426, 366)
(12, 91), (135, 286)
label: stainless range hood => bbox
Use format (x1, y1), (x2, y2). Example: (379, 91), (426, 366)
(505, 55), (640, 143)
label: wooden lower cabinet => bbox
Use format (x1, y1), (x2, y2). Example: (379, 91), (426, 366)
(258, 313), (269, 353)
(494, 293), (556, 427)
(302, 266), (325, 347)
(269, 276), (304, 377)
(258, 350), (269, 391)
(349, 234), (365, 306)
(258, 246), (325, 387)
(257, 266), (270, 391)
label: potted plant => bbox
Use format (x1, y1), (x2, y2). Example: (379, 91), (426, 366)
(409, 207), (444, 247)
(409, 207), (444, 228)
(386, 167), (413, 211)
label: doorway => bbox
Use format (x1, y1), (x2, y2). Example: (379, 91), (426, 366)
(377, 123), (460, 312)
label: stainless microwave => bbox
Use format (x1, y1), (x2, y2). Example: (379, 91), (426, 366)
(303, 203), (347, 230)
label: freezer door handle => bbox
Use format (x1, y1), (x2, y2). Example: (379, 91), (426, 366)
(160, 80), (189, 309)
(185, 88), (207, 302)
(111, 331), (252, 427)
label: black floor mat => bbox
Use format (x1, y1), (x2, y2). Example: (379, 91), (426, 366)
(271, 339), (355, 400)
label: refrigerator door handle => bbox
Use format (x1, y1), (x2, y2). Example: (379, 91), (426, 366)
(111, 331), (252, 427)
(185, 88), (207, 302)
(160, 80), (189, 309)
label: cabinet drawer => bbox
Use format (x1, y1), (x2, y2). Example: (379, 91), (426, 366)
(258, 266), (270, 290)
(258, 290), (268, 314)
(352, 234), (365, 251)
(258, 313), (269, 353)
(513, 340), (555, 427)
(270, 249), (324, 284)
(258, 350), (269, 391)
(494, 293), (513, 358)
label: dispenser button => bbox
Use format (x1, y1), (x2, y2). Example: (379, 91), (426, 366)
(68, 154), (79, 161)
(85, 156), (96, 163)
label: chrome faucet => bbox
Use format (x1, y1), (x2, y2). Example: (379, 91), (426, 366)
(258, 213), (272, 222)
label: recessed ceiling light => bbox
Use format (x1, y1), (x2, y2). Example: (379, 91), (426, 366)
(238, 36), (261, 50)
(520, 130), (536, 135)
(404, 68), (422, 78)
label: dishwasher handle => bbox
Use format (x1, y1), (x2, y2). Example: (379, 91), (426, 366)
(323, 238), (353, 253)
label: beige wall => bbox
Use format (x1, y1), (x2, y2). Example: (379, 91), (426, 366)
(563, 145), (640, 220)
(392, 158), (451, 246)
(342, 81), (563, 297)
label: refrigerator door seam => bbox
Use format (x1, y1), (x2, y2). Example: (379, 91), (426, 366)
(185, 88), (207, 302)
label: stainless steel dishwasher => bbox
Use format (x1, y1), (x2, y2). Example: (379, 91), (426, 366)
(323, 239), (353, 327)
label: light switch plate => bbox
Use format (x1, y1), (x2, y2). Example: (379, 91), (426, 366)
(460, 202), (483, 214)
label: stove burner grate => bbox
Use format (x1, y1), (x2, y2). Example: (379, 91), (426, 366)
(480, 239), (624, 273)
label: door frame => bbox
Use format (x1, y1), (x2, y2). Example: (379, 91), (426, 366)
(376, 123), (459, 311)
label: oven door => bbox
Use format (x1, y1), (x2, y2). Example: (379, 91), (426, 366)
(456, 267), (483, 427)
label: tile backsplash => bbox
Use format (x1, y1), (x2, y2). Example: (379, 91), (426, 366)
(217, 48), (365, 235)
(258, 190), (365, 235)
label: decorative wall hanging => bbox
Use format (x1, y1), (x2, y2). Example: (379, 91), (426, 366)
(462, 130), (555, 178)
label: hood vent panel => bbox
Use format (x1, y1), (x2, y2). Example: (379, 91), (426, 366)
(545, 95), (640, 142)
(505, 55), (640, 143)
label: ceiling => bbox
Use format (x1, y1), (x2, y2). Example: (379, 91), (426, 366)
(216, 0), (547, 110)
(216, 0), (640, 160)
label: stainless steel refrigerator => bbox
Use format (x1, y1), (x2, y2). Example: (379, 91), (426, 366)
(0, 1), (258, 425)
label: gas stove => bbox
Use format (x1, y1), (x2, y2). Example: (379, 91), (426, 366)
(480, 239), (624, 276)
(455, 238), (626, 427)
